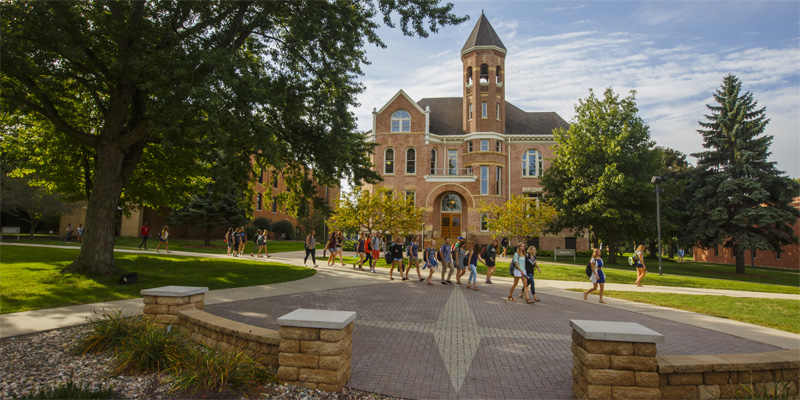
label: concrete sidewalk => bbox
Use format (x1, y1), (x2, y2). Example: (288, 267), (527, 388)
(1, 242), (798, 351)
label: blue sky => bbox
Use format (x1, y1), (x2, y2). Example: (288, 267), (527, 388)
(353, 0), (800, 177)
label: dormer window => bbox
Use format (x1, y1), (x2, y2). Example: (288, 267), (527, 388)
(479, 64), (489, 84)
(391, 110), (411, 132)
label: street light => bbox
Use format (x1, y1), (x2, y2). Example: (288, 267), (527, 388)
(651, 176), (664, 276)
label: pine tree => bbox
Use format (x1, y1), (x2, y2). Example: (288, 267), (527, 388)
(687, 74), (800, 274)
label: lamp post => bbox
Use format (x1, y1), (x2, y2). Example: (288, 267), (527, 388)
(651, 176), (663, 276)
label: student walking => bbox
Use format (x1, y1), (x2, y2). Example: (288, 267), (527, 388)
(453, 237), (467, 284)
(225, 228), (234, 256)
(405, 236), (422, 281)
(465, 241), (481, 291)
(520, 246), (542, 301)
(500, 236), (509, 258)
(425, 239), (438, 285)
(76, 224), (84, 243)
(232, 227), (242, 257)
(369, 234), (380, 273)
(354, 233), (366, 270)
(634, 244), (647, 287)
(138, 222), (150, 250)
(156, 226), (170, 253)
(304, 230), (318, 267)
(336, 231), (345, 267)
(255, 230), (269, 258)
(484, 239), (498, 284)
(326, 233), (337, 266)
(65, 223), (74, 242)
(238, 226), (247, 256)
(508, 243), (533, 303)
(389, 236), (404, 280)
(584, 248), (606, 303)
(439, 237), (454, 284)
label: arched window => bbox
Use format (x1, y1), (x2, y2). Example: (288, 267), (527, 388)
(441, 193), (462, 212)
(479, 64), (489, 84)
(384, 148), (394, 174)
(465, 67), (473, 87)
(430, 149), (437, 175)
(496, 66), (502, 84)
(391, 110), (411, 132)
(522, 150), (543, 177)
(406, 148), (416, 174)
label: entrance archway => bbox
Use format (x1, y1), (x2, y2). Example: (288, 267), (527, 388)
(440, 193), (462, 238)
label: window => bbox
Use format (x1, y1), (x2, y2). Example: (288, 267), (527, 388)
(384, 148), (394, 174)
(480, 166), (489, 195)
(496, 140), (501, 152)
(565, 238), (577, 250)
(480, 139), (489, 151)
(406, 148), (416, 174)
(528, 237), (539, 249)
(481, 102), (487, 118)
(448, 150), (457, 175)
(391, 110), (411, 132)
(441, 193), (462, 212)
(465, 66), (473, 87)
(405, 190), (416, 205)
(479, 63), (489, 84)
(496, 66), (502, 84)
(775, 251), (781, 260)
(272, 197), (277, 213)
(256, 193), (263, 211)
(468, 103), (473, 120)
(430, 149), (437, 175)
(466, 166), (473, 174)
(524, 193), (542, 209)
(258, 170), (263, 185)
(496, 167), (502, 195)
(467, 141), (473, 152)
(522, 149), (543, 177)
(272, 175), (279, 189)
(496, 103), (501, 120)
(480, 213), (489, 231)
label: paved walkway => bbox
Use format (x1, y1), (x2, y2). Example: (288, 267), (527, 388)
(2, 243), (799, 399)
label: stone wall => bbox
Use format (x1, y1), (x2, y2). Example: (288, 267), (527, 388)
(178, 309), (281, 368)
(276, 323), (354, 392)
(658, 351), (800, 399)
(571, 319), (800, 400)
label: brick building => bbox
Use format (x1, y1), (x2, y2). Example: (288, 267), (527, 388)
(693, 197), (800, 270)
(366, 13), (589, 250)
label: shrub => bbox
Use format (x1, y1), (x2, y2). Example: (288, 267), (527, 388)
(72, 310), (148, 355)
(18, 380), (119, 399)
(165, 345), (277, 396)
(271, 220), (294, 240)
(575, 250), (593, 258)
(113, 326), (190, 374)
(252, 217), (271, 231)
(536, 249), (553, 257)
(342, 240), (357, 252)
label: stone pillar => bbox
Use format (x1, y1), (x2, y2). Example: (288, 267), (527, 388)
(570, 319), (664, 400)
(276, 309), (356, 392)
(141, 286), (208, 327)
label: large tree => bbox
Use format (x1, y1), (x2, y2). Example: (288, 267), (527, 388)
(1, 1), (466, 275)
(686, 74), (800, 274)
(542, 88), (660, 263)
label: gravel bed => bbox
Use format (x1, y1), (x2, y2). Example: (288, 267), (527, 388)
(0, 326), (401, 400)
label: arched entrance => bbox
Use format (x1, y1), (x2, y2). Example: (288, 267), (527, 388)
(440, 193), (462, 238)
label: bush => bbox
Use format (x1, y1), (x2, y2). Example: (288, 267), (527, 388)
(244, 226), (258, 239)
(72, 310), (148, 355)
(575, 250), (593, 258)
(271, 220), (294, 240)
(114, 326), (190, 374)
(342, 240), (357, 252)
(165, 345), (277, 396)
(252, 217), (271, 231)
(18, 380), (119, 399)
(537, 249), (553, 257)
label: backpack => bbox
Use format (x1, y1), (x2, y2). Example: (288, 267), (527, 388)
(585, 261), (593, 277)
(628, 254), (637, 266)
(436, 248), (443, 262)
(118, 272), (138, 285)
(480, 246), (487, 259)
(509, 260), (516, 275)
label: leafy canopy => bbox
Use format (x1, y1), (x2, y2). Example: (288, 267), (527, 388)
(476, 195), (557, 245)
(328, 186), (425, 238)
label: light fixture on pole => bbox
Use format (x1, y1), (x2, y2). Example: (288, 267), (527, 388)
(651, 176), (664, 276)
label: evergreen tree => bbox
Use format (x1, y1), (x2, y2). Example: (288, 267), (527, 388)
(542, 88), (660, 263)
(687, 74), (800, 274)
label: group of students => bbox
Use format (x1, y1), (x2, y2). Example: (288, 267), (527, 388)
(137, 222), (170, 253)
(224, 227), (270, 258)
(582, 244), (647, 304)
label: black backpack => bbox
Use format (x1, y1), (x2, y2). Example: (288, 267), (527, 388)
(585, 261), (593, 278)
(119, 272), (138, 285)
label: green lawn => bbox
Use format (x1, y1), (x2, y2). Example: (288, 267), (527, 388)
(332, 254), (800, 295)
(0, 235), (321, 255)
(0, 246), (315, 314)
(588, 290), (800, 334)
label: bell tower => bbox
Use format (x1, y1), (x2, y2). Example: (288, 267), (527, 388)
(461, 13), (506, 134)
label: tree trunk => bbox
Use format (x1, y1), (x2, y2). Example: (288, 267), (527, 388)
(734, 242), (746, 274)
(648, 241), (658, 259)
(607, 229), (617, 264)
(667, 242), (675, 259)
(61, 144), (129, 276)
(204, 225), (212, 246)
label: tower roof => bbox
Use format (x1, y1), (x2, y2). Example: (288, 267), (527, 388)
(461, 13), (506, 53)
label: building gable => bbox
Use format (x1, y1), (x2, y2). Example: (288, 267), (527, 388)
(375, 89), (427, 134)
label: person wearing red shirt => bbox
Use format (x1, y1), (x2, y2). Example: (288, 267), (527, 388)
(138, 222), (150, 250)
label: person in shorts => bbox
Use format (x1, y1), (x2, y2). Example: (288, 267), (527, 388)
(370, 234), (380, 272)
(453, 237), (467, 284)
(389, 236), (404, 280)
(634, 244), (647, 287)
(354, 233), (366, 270)
(425, 239), (438, 285)
(405, 236), (421, 281)
(500, 236), (509, 258)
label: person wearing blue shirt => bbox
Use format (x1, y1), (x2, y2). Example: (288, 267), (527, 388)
(425, 239), (438, 285)
(439, 237), (454, 285)
(405, 236), (422, 281)
(583, 248), (606, 304)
